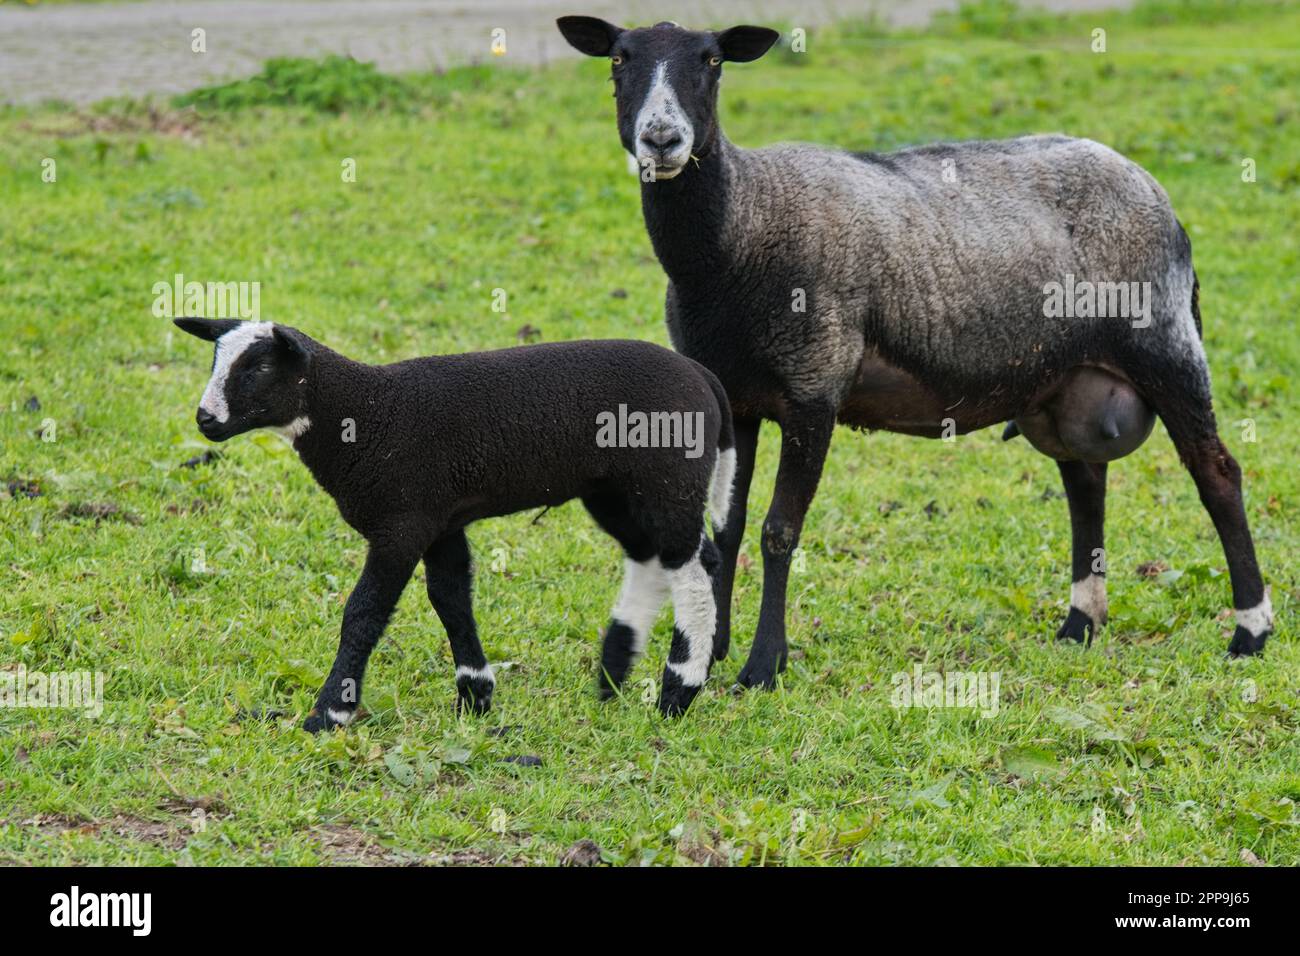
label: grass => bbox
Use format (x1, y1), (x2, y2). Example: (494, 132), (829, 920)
(1, 0), (1298, 865)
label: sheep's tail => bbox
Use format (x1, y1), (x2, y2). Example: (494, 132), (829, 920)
(699, 364), (736, 534)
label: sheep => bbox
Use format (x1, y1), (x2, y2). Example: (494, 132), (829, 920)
(557, 17), (1273, 686)
(174, 317), (736, 727)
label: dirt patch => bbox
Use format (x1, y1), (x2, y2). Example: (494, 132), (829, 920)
(313, 824), (527, 866)
(17, 107), (206, 141)
(12, 813), (189, 850)
(60, 502), (143, 525)
(313, 824), (425, 866)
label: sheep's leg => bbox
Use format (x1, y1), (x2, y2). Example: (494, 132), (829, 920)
(305, 545), (420, 732)
(1056, 460), (1108, 644)
(712, 417), (760, 661)
(1165, 425), (1271, 656)
(582, 492), (668, 696)
(659, 535), (722, 716)
(736, 405), (835, 690)
(1127, 354), (1271, 655)
(424, 530), (493, 714)
(598, 556), (670, 697)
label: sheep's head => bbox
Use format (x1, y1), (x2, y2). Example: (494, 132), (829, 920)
(557, 17), (778, 181)
(174, 318), (313, 442)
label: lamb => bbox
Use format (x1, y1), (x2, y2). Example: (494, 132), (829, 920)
(174, 317), (736, 727)
(557, 17), (1274, 686)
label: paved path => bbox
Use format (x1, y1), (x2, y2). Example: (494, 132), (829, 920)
(0, 0), (1129, 106)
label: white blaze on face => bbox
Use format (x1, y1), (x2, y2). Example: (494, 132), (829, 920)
(199, 321), (272, 422)
(634, 61), (694, 178)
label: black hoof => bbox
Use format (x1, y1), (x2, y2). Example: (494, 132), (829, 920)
(734, 654), (785, 691)
(657, 670), (701, 717)
(1055, 606), (1096, 645)
(712, 634), (730, 662)
(1227, 625), (1268, 658)
(302, 708), (350, 733)
(456, 677), (495, 715)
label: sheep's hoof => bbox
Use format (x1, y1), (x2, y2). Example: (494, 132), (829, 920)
(712, 633), (730, 662)
(1055, 607), (1095, 645)
(302, 709), (349, 733)
(657, 673), (700, 717)
(460, 686), (493, 717)
(734, 652), (786, 691)
(1227, 626), (1268, 658)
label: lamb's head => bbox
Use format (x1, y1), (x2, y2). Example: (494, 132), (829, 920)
(175, 317), (313, 442)
(557, 17), (778, 181)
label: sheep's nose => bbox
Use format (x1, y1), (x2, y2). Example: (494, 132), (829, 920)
(195, 408), (217, 430)
(640, 127), (682, 152)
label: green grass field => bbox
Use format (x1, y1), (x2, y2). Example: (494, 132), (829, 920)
(2, 0), (1297, 865)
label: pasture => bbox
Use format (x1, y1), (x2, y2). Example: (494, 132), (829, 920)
(1, 0), (1297, 865)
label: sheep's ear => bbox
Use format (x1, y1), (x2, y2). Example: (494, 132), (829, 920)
(273, 325), (313, 366)
(715, 25), (780, 63)
(173, 317), (242, 341)
(556, 16), (624, 57)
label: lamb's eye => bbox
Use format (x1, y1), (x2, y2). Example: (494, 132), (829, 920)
(611, 55), (623, 66)
(709, 55), (722, 67)
(257, 363), (272, 374)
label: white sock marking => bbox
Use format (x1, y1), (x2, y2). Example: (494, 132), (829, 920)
(611, 557), (669, 655)
(327, 708), (354, 726)
(455, 663), (495, 684)
(1236, 594), (1273, 637)
(1071, 573), (1107, 625)
(666, 544), (716, 687)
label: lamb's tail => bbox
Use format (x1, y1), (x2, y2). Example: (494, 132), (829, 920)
(699, 364), (736, 533)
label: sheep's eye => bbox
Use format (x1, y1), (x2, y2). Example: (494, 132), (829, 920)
(257, 363), (272, 374)
(708, 55), (722, 67)
(611, 55), (623, 66)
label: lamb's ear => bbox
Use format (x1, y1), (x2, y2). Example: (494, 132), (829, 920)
(556, 16), (624, 57)
(173, 317), (242, 341)
(715, 25), (780, 63)
(273, 325), (314, 366)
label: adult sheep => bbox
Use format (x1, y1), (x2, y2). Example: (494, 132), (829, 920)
(556, 17), (1273, 689)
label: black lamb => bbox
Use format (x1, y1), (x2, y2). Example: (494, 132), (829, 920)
(175, 318), (736, 727)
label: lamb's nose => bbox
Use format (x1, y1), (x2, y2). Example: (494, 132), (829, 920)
(195, 408), (217, 430)
(640, 127), (682, 153)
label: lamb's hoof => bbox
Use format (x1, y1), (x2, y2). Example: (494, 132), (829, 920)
(1227, 626), (1268, 658)
(302, 708), (350, 733)
(657, 671), (700, 717)
(456, 686), (493, 716)
(1055, 607), (1096, 645)
(734, 654), (785, 691)
(712, 635), (730, 662)
(596, 664), (630, 701)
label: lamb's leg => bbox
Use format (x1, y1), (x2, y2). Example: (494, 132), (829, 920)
(305, 544), (420, 732)
(1056, 460), (1108, 644)
(736, 405), (835, 690)
(582, 491), (671, 696)
(711, 417), (760, 661)
(659, 536), (721, 716)
(598, 555), (669, 698)
(424, 530), (493, 714)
